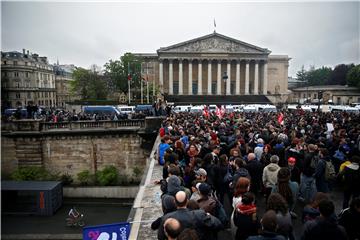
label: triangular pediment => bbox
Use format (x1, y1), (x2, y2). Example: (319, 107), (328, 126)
(158, 32), (271, 54)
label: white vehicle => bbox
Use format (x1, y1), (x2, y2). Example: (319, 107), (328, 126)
(208, 105), (217, 112)
(173, 105), (192, 113)
(117, 105), (135, 114)
(301, 105), (313, 112)
(258, 104), (277, 112)
(243, 105), (256, 112)
(225, 105), (234, 112)
(331, 105), (359, 114)
(233, 105), (244, 112)
(190, 105), (204, 113)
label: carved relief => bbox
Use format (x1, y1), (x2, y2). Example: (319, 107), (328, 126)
(163, 36), (264, 54)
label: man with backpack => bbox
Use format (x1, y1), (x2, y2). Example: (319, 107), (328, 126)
(338, 155), (360, 209)
(298, 144), (318, 203)
(313, 148), (333, 193)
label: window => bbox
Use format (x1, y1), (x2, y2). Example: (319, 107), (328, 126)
(231, 82), (235, 95)
(192, 82), (198, 95)
(26, 72), (29, 78)
(173, 82), (179, 95)
(16, 81), (20, 88)
(14, 72), (19, 77)
(25, 62), (28, 66)
(4, 72), (8, 77)
(3, 61), (7, 65)
(16, 92), (21, 99)
(212, 83), (217, 94)
(27, 92), (31, 98)
(13, 61), (18, 65)
(314, 93), (317, 99)
(303, 93), (306, 98)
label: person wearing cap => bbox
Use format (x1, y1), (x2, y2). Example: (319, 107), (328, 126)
(151, 195), (177, 230)
(288, 157), (300, 184)
(195, 168), (207, 183)
(197, 183), (217, 216)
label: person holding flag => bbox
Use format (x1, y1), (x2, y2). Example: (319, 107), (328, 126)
(277, 112), (284, 125)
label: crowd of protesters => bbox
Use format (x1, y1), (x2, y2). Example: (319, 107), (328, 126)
(152, 108), (360, 240)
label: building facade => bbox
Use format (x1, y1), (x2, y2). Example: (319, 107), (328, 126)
(53, 64), (79, 108)
(1, 50), (56, 108)
(137, 32), (290, 104)
(289, 85), (360, 104)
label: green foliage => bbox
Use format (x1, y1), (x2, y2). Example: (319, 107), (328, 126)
(132, 166), (142, 179)
(77, 170), (95, 186)
(96, 166), (119, 186)
(59, 173), (74, 185)
(71, 66), (108, 100)
(329, 64), (354, 85)
(307, 66), (332, 86)
(104, 53), (143, 95)
(11, 167), (51, 181)
(347, 64), (360, 89)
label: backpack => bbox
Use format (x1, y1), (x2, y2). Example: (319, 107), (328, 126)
(324, 160), (336, 181)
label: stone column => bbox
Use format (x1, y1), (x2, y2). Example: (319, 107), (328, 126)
(226, 61), (231, 95)
(217, 60), (221, 95)
(188, 59), (193, 95)
(207, 60), (212, 95)
(159, 59), (164, 93)
(179, 59), (183, 95)
(245, 60), (250, 95)
(198, 60), (202, 95)
(263, 61), (268, 95)
(254, 60), (259, 95)
(169, 59), (173, 95)
(236, 59), (240, 95)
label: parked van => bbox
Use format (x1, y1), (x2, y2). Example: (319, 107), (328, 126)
(135, 105), (153, 113)
(173, 105), (192, 113)
(117, 105), (135, 114)
(83, 106), (121, 116)
(243, 105), (256, 112)
(257, 104), (277, 113)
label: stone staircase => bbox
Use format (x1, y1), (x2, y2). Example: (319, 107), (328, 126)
(15, 139), (43, 167)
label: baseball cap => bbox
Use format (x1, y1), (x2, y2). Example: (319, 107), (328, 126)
(198, 183), (211, 196)
(288, 157), (296, 164)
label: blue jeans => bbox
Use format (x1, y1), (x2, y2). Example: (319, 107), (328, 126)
(299, 174), (317, 203)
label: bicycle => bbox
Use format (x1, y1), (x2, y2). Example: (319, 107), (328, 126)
(65, 207), (85, 227)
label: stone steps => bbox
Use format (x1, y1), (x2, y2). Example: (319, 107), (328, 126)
(15, 140), (43, 167)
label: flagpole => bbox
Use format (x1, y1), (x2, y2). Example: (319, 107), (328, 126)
(141, 64), (143, 104)
(153, 62), (155, 101)
(128, 62), (131, 105)
(146, 62), (149, 104)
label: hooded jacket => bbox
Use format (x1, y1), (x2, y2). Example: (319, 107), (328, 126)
(263, 163), (281, 188)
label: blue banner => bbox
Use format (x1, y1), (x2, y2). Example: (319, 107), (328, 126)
(83, 222), (131, 240)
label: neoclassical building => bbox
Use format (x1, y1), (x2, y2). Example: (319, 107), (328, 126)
(136, 32), (290, 104)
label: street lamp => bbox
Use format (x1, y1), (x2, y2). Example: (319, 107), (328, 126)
(222, 71), (228, 95)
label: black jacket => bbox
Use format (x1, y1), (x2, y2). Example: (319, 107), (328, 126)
(157, 208), (223, 240)
(301, 216), (347, 240)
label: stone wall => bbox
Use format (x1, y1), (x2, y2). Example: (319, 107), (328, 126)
(1, 132), (150, 182)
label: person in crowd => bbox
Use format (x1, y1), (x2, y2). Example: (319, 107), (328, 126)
(263, 155), (281, 201)
(301, 199), (347, 240)
(197, 183), (217, 215)
(232, 192), (260, 240)
(158, 135), (171, 166)
(177, 228), (199, 240)
(151, 195), (177, 230)
(302, 192), (329, 223)
(266, 193), (294, 240)
(338, 155), (360, 209)
(246, 153), (263, 194)
(313, 148), (331, 193)
(254, 138), (265, 161)
(287, 157), (301, 184)
(231, 158), (251, 190)
(190, 182), (202, 201)
(272, 167), (299, 218)
(214, 154), (232, 204)
(163, 218), (182, 240)
(247, 210), (286, 240)
(260, 144), (272, 167)
(338, 197), (360, 240)
(298, 144), (318, 203)
(158, 191), (223, 240)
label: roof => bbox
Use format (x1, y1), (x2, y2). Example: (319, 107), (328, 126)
(292, 85), (359, 91)
(2, 181), (62, 191)
(157, 32), (271, 54)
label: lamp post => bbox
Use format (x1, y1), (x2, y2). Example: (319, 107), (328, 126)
(222, 71), (228, 96)
(128, 63), (131, 105)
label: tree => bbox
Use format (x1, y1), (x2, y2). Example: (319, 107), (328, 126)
(328, 64), (354, 85)
(104, 53), (143, 96)
(347, 64), (360, 88)
(307, 66), (332, 86)
(71, 66), (108, 99)
(296, 65), (308, 86)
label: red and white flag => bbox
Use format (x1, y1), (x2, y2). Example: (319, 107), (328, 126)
(203, 105), (209, 118)
(277, 112), (284, 125)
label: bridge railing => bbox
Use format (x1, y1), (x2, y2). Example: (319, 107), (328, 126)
(40, 120), (145, 131)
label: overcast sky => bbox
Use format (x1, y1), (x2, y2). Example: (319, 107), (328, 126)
(1, 1), (359, 76)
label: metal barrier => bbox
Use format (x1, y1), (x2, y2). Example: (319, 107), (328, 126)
(40, 120), (145, 131)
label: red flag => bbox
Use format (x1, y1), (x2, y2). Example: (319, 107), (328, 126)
(277, 112), (284, 125)
(216, 105), (222, 118)
(127, 74), (132, 81)
(203, 106), (209, 118)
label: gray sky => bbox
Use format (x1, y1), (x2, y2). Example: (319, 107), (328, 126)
(1, 1), (359, 76)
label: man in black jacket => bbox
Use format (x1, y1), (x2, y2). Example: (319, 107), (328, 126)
(158, 191), (223, 240)
(301, 199), (347, 240)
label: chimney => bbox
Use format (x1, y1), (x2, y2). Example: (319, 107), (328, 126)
(23, 49), (26, 55)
